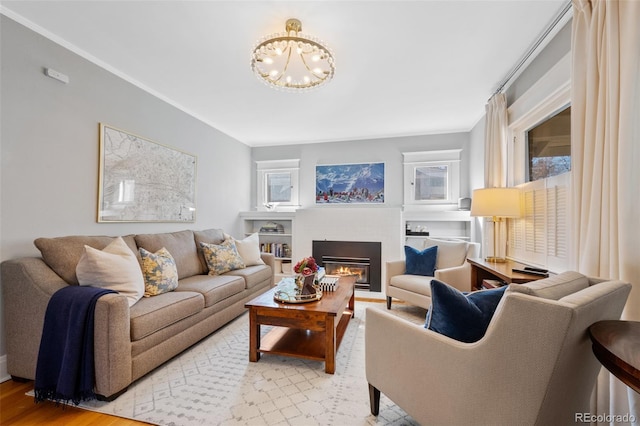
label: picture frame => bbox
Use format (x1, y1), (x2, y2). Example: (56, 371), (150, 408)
(315, 162), (384, 204)
(98, 123), (197, 222)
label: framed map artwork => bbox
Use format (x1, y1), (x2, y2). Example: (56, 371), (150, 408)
(98, 123), (197, 222)
(315, 162), (385, 204)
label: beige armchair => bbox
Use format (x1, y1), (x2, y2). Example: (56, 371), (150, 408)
(366, 272), (631, 425)
(386, 238), (480, 309)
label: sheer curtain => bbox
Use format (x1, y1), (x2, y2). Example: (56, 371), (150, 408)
(483, 93), (508, 258)
(571, 0), (640, 422)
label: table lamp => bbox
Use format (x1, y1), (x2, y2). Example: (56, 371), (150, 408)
(470, 188), (521, 263)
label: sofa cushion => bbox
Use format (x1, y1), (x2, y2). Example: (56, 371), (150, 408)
(75, 236), (145, 306)
(193, 228), (226, 273)
(177, 274), (246, 307)
(405, 245), (437, 276)
(200, 240), (245, 275)
(226, 264), (273, 289)
(426, 279), (507, 343)
(135, 230), (201, 280)
(234, 233), (265, 266)
(35, 235), (138, 285)
(507, 271), (589, 300)
(389, 274), (433, 296)
(129, 291), (204, 341)
(423, 238), (468, 270)
(140, 247), (179, 297)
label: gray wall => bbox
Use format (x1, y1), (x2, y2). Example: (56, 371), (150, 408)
(251, 132), (471, 210)
(506, 20), (572, 105)
(0, 16), (251, 360)
(468, 116), (486, 252)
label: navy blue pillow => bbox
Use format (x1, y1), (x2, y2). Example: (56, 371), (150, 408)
(425, 279), (507, 343)
(404, 245), (438, 276)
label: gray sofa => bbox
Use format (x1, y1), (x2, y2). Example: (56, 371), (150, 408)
(1, 228), (274, 400)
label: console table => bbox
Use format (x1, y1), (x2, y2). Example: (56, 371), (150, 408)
(467, 258), (547, 291)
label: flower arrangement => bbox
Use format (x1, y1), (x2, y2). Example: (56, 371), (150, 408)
(293, 256), (319, 276)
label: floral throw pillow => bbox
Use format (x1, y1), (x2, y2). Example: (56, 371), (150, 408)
(139, 247), (179, 297)
(200, 239), (245, 276)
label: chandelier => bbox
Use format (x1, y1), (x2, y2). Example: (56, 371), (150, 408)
(251, 18), (335, 92)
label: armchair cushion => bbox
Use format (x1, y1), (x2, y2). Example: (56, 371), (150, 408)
(426, 279), (507, 343)
(508, 271), (589, 300)
(423, 238), (468, 269)
(404, 245), (437, 276)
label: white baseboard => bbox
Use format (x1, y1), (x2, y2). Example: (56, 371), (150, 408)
(0, 355), (10, 383)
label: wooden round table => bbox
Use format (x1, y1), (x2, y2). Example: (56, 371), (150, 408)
(589, 320), (640, 394)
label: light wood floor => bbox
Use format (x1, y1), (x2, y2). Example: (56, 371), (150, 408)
(0, 379), (148, 425)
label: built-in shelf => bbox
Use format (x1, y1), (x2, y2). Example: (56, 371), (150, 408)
(402, 210), (473, 248)
(240, 211), (295, 279)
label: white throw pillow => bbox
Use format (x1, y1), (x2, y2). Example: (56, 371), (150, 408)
(234, 233), (265, 266)
(76, 236), (145, 307)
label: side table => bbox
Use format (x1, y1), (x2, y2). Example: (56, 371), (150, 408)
(589, 320), (640, 394)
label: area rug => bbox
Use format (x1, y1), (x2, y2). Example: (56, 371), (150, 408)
(74, 302), (425, 425)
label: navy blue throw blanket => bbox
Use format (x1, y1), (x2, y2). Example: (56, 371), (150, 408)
(34, 285), (115, 405)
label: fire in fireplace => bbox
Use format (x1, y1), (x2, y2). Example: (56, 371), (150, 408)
(312, 241), (381, 292)
(322, 256), (370, 287)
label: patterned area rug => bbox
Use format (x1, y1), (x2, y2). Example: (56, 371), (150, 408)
(75, 301), (426, 425)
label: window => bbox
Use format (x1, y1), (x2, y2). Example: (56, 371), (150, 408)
(526, 106), (571, 181)
(508, 77), (571, 271)
(403, 150), (461, 206)
(414, 165), (448, 201)
(266, 172), (292, 203)
(256, 159), (299, 211)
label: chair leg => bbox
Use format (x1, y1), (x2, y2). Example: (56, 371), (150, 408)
(386, 296), (392, 309)
(369, 383), (381, 415)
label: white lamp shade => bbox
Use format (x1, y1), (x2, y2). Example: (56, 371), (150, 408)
(470, 188), (521, 218)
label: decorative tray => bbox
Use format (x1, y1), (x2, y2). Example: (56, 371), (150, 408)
(273, 277), (322, 304)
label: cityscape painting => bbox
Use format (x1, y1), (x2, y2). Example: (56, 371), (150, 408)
(315, 162), (384, 204)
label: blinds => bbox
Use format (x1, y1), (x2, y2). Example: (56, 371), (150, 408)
(546, 184), (568, 259)
(507, 172), (570, 271)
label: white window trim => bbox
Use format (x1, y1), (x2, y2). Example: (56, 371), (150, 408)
(403, 150), (461, 208)
(256, 159), (300, 211)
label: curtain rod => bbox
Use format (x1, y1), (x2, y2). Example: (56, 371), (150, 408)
(490, 0), (573, 99)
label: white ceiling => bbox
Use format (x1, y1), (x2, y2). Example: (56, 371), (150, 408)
(1, 1), (569, 147)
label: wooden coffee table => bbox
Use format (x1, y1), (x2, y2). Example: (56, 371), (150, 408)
(244, 275), (355, 374)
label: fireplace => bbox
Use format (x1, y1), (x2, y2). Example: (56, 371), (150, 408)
(312, 240), (381, 292)
(323, 256), (370, 285)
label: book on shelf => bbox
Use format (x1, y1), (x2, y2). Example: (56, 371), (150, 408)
(260, 242), (290, 258)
